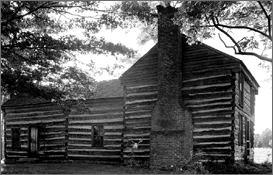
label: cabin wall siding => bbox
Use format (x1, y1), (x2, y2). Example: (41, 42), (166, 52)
(123, 84), (158, 160)
(67, 98), (124, 161)
(181, 45), (239, 163)
(5, 103), (66, 160)
(234, 73), (255, 161)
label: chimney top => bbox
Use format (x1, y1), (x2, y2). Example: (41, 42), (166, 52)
(156, 5), (177, 18)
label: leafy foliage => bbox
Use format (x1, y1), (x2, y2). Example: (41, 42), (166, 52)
(254, 128), (272, 148)
(44, 66), (96, 100)
(1, 1), (136, 99)
(109, 1), (272, 62)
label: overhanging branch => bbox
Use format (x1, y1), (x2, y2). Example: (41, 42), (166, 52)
(218, 34), (272, 63)
(257, 1), (271, 38)
(212, 16), (272, 63)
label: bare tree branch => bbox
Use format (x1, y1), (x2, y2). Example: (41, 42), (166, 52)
(213, 17), (272, 63)
(257, 1), (271, 38)
(216, 23), (271, 40)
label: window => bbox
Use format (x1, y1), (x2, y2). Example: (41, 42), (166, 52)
(92, 125), (104, 147)
(238, 114), (244, 146)
(239, 74), (244, 107)
(250, 87), (255, 115)
(245, 120), (250, 156)
(250, 122), (254, 148)
(12, 128), (20, 149)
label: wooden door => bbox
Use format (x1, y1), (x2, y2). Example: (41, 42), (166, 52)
(245, 120), (250, 156)
(29, 126), (39, 157)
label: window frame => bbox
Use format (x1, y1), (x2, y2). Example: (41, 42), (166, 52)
(92, 125), (104, 148)
(239, 73), (244, 107)
(238, 114), (244, 146)
(250, 87), (255, 115)
(245, 119), (250, 156)
(11, 128), (21, 149)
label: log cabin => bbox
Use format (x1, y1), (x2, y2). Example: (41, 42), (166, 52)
(2, 5), (259, 168)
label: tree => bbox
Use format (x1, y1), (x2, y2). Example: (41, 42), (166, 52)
(107, 1), (272, 63)
(1, 1), (136, 100)
(260, 128), (272, 148)
(44, 66), (96, 100)
(254, 133), (263, 148)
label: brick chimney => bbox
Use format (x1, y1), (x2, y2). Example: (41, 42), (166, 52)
(150, 5), (193, 169)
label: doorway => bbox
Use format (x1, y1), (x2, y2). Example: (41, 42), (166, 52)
(28, 126), (39, 157)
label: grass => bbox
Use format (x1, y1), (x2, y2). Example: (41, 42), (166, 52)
(1, 163), (154, 174)
(254, 148), (272, 163)
(1, 148), (272, 174)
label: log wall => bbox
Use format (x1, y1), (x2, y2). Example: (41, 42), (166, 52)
(67, 98), (124, 162)
(234, 73), (255, 161)
(123, 84), (158, 160)
(121, 43), (244, 163)
(181, 44), (240, 163)
(4, 103), (66, 160)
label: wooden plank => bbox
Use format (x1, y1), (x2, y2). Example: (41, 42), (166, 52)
(69, 118), (123, 124)
(6, 119), (65, 125)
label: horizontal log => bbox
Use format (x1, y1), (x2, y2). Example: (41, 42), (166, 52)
(6, 150), (28, 155)
(6, 110), (62, 118)
(69, 112), (123, 119)
(125, 125), (151, 130)
(193, 110), (233, 117)
(193, 134), (230, 139)
(125, 105), (154, 112)
(194, 126), (232, 132)
(43, 136), (65, 141)
(194, 137), (232, 143)
(6, 119), (65, 126)
(193, 116), (233, 123)
(124, 133), (150, 137)
(68, 145), (121, 150)
(40, 143), (64, 148)
(68, 148), (120, 152)
(5, 105), (61, 114)
(185, 91), (234, 101)
(194, 123), (232, 129)
(185, 96), (232, 105)
(183, 73), (231, 82)
(125, 98), (157, 105)
(125, 119), (150, 125)
(187, 100), (231, 108)
(6, 155), (28, 158)
(68, 154), (121, 159)
(192, 107), (232, 115)
(127, 91), (157, 98)
(182, 82), (231, 91)
(69, 118), (123, 124)
(183, 75), (231, 87)
(126, 85), (158, 93)
(125, 114), (151, 120)
(193, 129), (231, 136)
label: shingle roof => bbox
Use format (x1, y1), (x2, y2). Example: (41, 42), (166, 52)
(93, 79), (123, 99)
(1, 79), (123, 108)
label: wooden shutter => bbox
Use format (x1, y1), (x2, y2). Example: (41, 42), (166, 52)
(12, 128), (20, 149)
(238, 114), (244, 146)
(239, 74), (244, 107)
(250, 87), (255, 115)
(92, 125), (104, 147)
